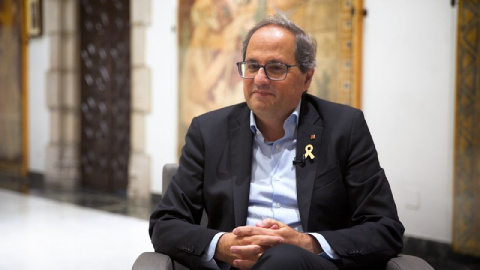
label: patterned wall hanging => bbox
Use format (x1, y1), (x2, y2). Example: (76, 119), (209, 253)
(177, 0), (364, 153)
(453, 0), (480, 257)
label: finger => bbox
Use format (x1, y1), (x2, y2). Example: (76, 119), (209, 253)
(230, 244), (263, 258)
(256, 221), (279, 229)
(233, 259), (256, 270)
(232, 225), (268, 236)
(235, 235), (284, 247)
(253, 235), (284, 246)
(258, 218), (284, 229)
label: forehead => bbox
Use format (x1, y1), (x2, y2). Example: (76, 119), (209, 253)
(246, 25), (296, 62)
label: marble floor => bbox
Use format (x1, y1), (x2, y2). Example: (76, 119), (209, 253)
(1, 175), (479, 270)
(0, 188), (153, 270)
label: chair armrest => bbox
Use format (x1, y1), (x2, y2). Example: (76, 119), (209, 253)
(162, 163), (179, 194)
(132, 252), (174, 270)
(133, 165), (181, 270)
(386, 254), (434, 270)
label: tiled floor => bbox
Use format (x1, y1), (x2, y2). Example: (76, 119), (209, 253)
(403, 237), (480, 270)
(29, 183), (157, 221)
(0, 188), (153, 270)
(1, 175), (480, 270)
(0, 173), (158, 220)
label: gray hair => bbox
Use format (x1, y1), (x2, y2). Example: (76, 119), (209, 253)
(242, 14), (317, 73)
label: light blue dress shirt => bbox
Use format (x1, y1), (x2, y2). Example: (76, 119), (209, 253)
(246, 102), (302, 231)
(200, 102), (337, 269)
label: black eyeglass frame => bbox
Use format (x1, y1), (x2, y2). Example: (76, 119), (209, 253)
(236, 61), (300, 81)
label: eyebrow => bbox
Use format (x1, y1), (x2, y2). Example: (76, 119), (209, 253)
(245, 58), (286, 64)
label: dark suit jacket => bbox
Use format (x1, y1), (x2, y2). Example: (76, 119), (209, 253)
(149, 93), (404, 270)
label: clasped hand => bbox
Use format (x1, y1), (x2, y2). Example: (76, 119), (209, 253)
(214, 218), (321, 270)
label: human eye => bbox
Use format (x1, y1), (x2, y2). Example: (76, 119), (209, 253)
(267, 63), (286, 74)
(246, 62), (260, 71)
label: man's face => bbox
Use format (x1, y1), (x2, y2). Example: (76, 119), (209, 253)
(243, 25), (314, 121)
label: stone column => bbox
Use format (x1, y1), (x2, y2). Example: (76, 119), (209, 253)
(128, 0), (152, 204)
(44, 0), (80, 188)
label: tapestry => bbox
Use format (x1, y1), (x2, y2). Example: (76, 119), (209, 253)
(178, 0), (364, 151)
(453, 0), (480, 257)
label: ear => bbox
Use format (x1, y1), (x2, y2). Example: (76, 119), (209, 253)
(303, 69), (315, 90)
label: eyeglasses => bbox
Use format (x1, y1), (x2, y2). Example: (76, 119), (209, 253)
(236, 61), (299, 81)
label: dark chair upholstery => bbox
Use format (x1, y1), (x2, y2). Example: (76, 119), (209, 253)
(132, 164), (434, 270)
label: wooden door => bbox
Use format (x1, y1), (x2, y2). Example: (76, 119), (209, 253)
(79, 0), (131, 192)
(0, 0), (28, 178)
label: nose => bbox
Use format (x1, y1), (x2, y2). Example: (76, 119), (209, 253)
(254, 67), (270, 85)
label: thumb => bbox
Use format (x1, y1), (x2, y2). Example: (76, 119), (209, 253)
(256, 218), (281, 229)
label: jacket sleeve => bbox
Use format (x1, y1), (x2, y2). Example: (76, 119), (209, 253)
(320, 110), (405, 269)
(149, 117), (219, 270)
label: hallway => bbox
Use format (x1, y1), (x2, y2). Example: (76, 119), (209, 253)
(2, 186), (480, 269)
(0, 189), (153, 269)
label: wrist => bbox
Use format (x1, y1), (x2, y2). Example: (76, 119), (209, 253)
(214, 232), (235, 264)
(304, 233), (323, 254)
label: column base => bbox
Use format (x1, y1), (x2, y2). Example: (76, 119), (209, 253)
(44, 143), (80, 189)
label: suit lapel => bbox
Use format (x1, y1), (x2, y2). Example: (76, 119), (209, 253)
(296, 95), (323, 231)
(229, 108), (253, 227)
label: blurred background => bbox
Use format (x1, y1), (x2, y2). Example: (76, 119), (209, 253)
(0, 0), (479, 269)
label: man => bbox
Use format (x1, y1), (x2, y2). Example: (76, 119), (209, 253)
(150, 14), (404, 270)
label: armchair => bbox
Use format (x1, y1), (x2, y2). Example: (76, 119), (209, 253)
(132, 164), (433, 270)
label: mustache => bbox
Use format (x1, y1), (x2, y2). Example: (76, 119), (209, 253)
(252, 89), (274, 94)
(252, 85), (273, 91)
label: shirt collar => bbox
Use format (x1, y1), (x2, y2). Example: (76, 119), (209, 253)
(249, 100), (301, 135)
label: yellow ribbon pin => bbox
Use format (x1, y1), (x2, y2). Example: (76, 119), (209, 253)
(304, 144), (315, 160)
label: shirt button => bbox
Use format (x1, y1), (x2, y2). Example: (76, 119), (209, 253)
(274, 202), (281, 208)
(275, 144), (280, 149)
(274, 176), (280, 181)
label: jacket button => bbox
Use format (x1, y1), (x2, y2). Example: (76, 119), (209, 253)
(346, 248), (361, 256)
(182, 243), (194, 253)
